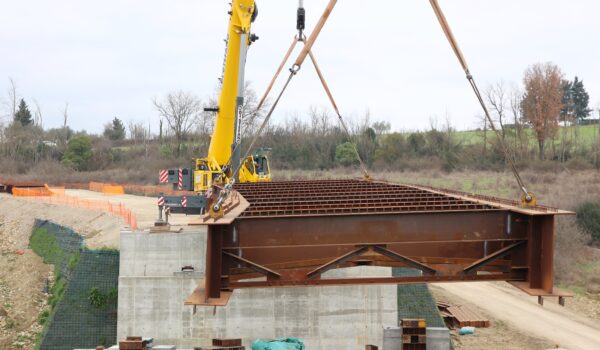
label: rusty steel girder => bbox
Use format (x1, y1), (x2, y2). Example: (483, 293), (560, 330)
(186, 179), (573, 307)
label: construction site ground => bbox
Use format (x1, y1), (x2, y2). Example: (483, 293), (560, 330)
(1, 188), (600, 349)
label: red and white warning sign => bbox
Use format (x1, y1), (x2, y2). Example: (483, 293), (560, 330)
(157, 196), (165, 206)
(181, 196), (188, 207)
(178, 169), (183, 190)
(159, 170), (169, 183)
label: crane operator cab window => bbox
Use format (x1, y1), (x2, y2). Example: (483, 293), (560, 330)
(254, 155), (269, 176)
(194, 159), (213, 192)
(197, 160), (209, 171)
(239, 154), (271, 183)
(244, 157), (256, 175)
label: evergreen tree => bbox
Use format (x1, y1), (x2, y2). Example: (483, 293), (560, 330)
(560, 80), (573, 121)
(14, 99), (33, 126)
(103, 117), (126, 141)
(561, 76), (591, 123)
(571, 77), (591, 121)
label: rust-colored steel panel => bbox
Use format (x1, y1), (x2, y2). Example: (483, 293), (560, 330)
(194, 179), (572, 306)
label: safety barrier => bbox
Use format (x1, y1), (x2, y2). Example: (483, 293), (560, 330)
(26, 194), (138, 230)
(12, 187), (53, 197)
(89, 182), (125, 195)
(46, 184), (66, 196)
(122, 184), (189, 197)
(62, 181), (186, 197)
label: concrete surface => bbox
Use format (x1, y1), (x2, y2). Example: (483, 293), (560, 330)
(64, 189), (192, 230)
(426, 327), (451, 350)
(382, 326), (402, 350)
(118, 230), (397, 349)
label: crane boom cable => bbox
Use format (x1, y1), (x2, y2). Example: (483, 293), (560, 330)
(428, 0), (532, 202)
(255, 36), (299, 114)
(234, 71), (296, 178)
(307, 49), (370, 179)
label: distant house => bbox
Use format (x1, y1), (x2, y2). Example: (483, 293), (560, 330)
(42, 140), (58, 147)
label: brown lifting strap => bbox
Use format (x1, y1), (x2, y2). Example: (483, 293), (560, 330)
(429, 0), (535, 206)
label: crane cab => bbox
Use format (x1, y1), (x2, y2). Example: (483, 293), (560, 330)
(194, 150), (271, 192)
(194, 158), (223, 192)
(239, 154), (271, 184)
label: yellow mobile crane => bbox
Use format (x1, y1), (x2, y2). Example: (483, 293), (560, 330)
(196, 0), (269, 190)
(157, 0), (269, 217)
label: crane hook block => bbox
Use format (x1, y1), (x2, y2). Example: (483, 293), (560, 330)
(297, 7), (306, 32)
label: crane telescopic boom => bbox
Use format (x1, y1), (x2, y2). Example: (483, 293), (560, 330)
(195, 0), (270, 193)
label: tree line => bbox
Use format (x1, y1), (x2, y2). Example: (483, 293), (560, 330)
(0, 62), (599, 179)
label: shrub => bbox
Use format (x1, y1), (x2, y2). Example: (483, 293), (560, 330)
(335, 142), (359, 166)
(88, 287), (106, 308)
(62, 135), (93, 171)
(576, 201), (600, 243)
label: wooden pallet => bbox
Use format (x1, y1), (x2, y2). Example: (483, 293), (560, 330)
(438, 302), (490, 328)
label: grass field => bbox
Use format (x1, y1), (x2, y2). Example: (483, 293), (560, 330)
(457, 124), (600, 148)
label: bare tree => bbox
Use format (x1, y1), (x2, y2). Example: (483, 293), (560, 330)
(32, 98), (43, 128)
(521, 63), (564, 160)
(153, 91), (202, 157)
(474, 114), (487, 157)
(2, 78), (19, 122)
(159, 118), (164, 144)
(309, 106), (331, 136)
(7, 78), (18, 119)
(509, 85), (524, 157)
(485, 81), (508, 139)
(240, 82), (269, 138)
(127, 120), (149, 144)
(61, 102), (69, 128)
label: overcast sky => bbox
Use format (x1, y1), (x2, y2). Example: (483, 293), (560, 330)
(1, 0), (599, 134)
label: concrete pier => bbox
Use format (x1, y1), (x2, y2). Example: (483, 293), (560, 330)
(117, 230), (397, 348)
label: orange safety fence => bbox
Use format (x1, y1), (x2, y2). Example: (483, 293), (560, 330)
(46, 184), (66, 196)
(12, 187), (53, 197)
(89, 182), (125, 195)
(12, 181), (188, 200)
(24, 194), (138, 230)
(122, 184), (193, 197)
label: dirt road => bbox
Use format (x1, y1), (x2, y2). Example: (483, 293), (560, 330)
(433, 282), (600, 350)
(65, 189), (193, 230)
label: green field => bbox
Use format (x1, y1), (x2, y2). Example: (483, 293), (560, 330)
(456, 124), (599, 148)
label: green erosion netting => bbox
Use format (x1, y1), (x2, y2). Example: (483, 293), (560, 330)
(32, 220), (120, 350)
(393, 268), (445, 328)
(32, 220), (83, 281)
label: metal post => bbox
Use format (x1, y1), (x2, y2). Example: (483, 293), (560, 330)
(154, 205), (167, 227)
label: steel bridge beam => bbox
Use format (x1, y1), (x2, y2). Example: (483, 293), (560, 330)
(194, 180), (572, 305)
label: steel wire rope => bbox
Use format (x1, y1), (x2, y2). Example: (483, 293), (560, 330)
(429, 0), (534, 205)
